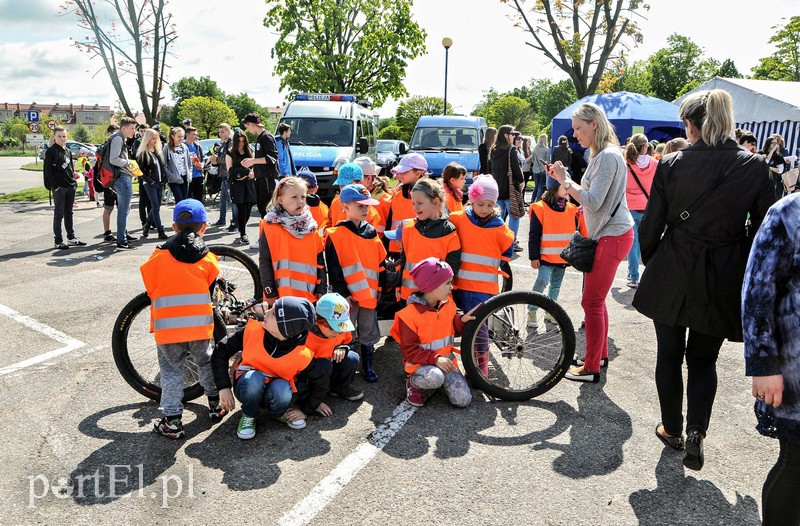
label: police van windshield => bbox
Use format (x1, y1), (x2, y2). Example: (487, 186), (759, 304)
(279, 118), (353, 147)
(410, 127), (479, 151)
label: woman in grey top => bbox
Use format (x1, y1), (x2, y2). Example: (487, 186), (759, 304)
(547, 102), (634, 383)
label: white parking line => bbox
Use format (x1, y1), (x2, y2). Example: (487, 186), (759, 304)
(0, 303), (86, 376)
(278, 401), (419, 526)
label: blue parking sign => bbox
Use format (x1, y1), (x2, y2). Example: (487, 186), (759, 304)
(27, 111), (40, 122)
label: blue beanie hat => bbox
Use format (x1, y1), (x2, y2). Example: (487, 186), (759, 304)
(545, 174), (560, 192)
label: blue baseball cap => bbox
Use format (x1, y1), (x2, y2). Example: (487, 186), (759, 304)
(297, 169), (318, 188)
(333, 163), (364, 186)
(173, 199), (207, 223)
(339, 184), (379, 205)
(316, 293), (355, 333)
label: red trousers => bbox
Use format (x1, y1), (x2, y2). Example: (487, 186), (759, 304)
(581, 228), (634, 372)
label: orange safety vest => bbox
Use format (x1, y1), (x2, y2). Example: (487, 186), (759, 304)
(260, 220), (324, 302)
(450, 211), (514, 295)
(529, 201), (580, 265)
(388, 189), (416, 253)
(305, 329), (352, 359)
(445, 191), (464, 214)
(328, 195), (383, 234)
(327, 225), (387, 309)
(400, 219), (461, 300)
(309, 200), (329, 234)
(373, 191), (392, 233)
(239, 318), (313, 391)
(140, 249), (219, 345)
(390, 299), (459, 374)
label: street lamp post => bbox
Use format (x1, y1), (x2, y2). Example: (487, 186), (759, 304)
(442, 37), (452, 115)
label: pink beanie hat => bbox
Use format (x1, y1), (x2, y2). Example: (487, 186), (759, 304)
(409, 257), (454, 293)
(468, 174), (499, 203)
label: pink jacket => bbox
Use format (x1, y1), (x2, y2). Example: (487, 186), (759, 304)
(626, 158), (657, 211)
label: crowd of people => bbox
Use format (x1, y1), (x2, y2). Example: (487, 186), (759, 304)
(41, 98), (800, 524)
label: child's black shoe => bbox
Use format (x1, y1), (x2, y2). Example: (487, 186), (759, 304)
(153, 416), (185, 439)
(208, 398), (227, 419)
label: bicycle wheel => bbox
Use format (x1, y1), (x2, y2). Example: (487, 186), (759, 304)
(460, 291), (575, 401)
(112, 292), (226, 402)
(209, 245), (261, 301)
(500, 260), (513, 293)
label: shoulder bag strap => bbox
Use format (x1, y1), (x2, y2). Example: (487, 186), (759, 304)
(667, 154), (747, 231)
(627, 164), (649, 199)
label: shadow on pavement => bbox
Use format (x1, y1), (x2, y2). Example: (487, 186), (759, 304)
(610, 285), (638, 310)
(628, 448), (760, 525)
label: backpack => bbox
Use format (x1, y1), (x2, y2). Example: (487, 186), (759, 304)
(94, 136), (120, 190)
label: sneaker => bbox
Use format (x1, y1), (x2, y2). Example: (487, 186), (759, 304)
(116, 242), (134, 250)
(236, 414), (256, 440)
(406, 378), (425, 407)
(227, 223), (237, 232)
(249, 241), (259, 250)
(67, 238), (87, 246)
(683, 429), (705, 470)
(96, 201), (102, 208)
(208, 398), (227, 419)
(103, 231), (116, 242)
(214, 220), (226, 226)
(274, 411), (306, 430)
(627, 280), (639, 289)
(572, 357), (609, 368)
(54, 242), (69, 250)
(526, 311), (539, 327)
(158, 231), (169, 240)
(240, 235), (249, 245)
(153, 416), (185, 439)
(330, 385), (364, 401)
(513, 242), (524, 253)
(564, 366), (600, 383)
(126, 232), (137, 241)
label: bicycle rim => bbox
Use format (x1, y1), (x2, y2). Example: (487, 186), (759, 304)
(209, 245), (262, 302)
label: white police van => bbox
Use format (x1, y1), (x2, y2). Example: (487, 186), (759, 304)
(278, 93), (378, 202)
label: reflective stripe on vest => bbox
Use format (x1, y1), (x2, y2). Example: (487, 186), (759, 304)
(461, 252), (501, 268)
(449, 210), (514, 295)
(399, 219), (461, 300)
(390, 299), (459, 374)
(541, 233), (573, 241)
(262, 220), (323, 301)
(152, 293), (211, 310)
(274, 259), (318, 276)
(327, 226), (386, 309)
(457, 269), (497, 283)
(530, 202), (578, 265)
(240, 319), (313, 392)
(420, 335), (454, 351)
(154, 314), (214, 331)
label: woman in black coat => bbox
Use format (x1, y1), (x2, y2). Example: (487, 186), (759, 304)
(227, 130), (257, 245)
(479, 127), (496, 175)
(632, 89), (775, 471)
(490, 124), (525, 251)
(136, 128), (168, 239)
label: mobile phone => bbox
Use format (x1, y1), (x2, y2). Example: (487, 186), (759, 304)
(539, 159), (551, 170)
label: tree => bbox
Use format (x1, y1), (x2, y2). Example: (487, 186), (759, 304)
(716, 58), (742, 79)
(225, 92), (270, 124)
(395, 96), (451, 142)
(483, 96), (536, 133)
(61, 0), (177, 124)
(9, 122), (31, 152)
(378, 125), (403, 140)
(378, 117), (396, 131)
(264, 0), (426, 107)
(72, 124), (91, 143)
(502, 0), (648, 98)
(170, 76), (225, 103)
(752, 16), (800, 81)
(647, 34), (718, 101)
(597, 56), (652, 95)
(177, 97), (238, 139)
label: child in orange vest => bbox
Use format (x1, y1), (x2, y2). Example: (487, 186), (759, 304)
(354, 156), (389, 236)
(442, 162), (466, 213)
(212, 297), (332, 440)
(297, 168), (329, 233)
(449, 175), (515, 375)
(386, 153), (429, 256)
(528, 175), (581, 324)
(258, 176), (326, 303)
(304, 293), (364, 401)
(326, 184), (387, 382)
(328, 163), (382, 230)
(390, 258), (477, 407)
(139, 199), (223, 439)
(385, 177), (461, 301)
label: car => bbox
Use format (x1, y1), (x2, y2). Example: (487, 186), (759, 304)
(38, 141), (96, 160)
(198, 138), (221, 175)
(377, 139), (408, 173)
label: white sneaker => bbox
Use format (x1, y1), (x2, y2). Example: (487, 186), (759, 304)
(249, 241), (259, 250)
(67, 238), (87, 246)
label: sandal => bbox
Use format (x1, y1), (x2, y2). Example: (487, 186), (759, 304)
(655, 423), (684, 450)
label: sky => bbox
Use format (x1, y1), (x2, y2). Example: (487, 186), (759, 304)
(0, 0), (794, 119)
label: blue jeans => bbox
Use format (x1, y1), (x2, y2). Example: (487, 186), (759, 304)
(497, 199), (520, 242)
(532, 172), (547, 202)
(627, 210), (644, 282)
(234, 370), (293, 418)
(217, 176), (237, 224)
(143, 183), (164, 231)
(113, 175), (133, 244)
(330, 350), (359, 391)
(169, 180), (188, 203)
(529, 263), (566, 312)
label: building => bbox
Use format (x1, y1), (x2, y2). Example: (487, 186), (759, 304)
(0, 102), (114, 132)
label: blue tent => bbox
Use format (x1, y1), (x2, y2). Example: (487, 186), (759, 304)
(550, 91), (685, 148)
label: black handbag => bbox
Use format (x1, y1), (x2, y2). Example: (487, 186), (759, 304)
(560, 201), (622, 273)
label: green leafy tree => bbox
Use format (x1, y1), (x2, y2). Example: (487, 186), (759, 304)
(486, 96), (536, 133)
(171, 76), (225, 103)
(752, 16), (800, 81)
(177, 97), (238, 139)
(647, 34), (719, 101)
(502, 0), (648, 98)
(225, 92), (270, 124)
(597, 56), (652, 95)
(1, 117), (25, 139)
(89, 120), (112, 144)
(716, 58), (742, 79)
(264, 0), (426, 107)
(395, 96), (450, 142)
(72, 124), (91, 143)
(61, 0), (177, 125)
(378, 117), (396, 131)
(526, 79), (578, 132)
(378, 125), (403, 140)
(9, 122), (31, 152)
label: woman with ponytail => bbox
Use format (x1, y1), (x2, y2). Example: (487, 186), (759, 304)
(623, 133), (657, 288)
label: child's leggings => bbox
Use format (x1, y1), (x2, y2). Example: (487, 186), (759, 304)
(410, 366), (471, 407)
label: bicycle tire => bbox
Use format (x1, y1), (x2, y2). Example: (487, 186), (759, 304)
(209, 245), (262, 301)
(460, 291), (575, 401)
(112, 292), (227, 402)
(500, 260), (513, 293)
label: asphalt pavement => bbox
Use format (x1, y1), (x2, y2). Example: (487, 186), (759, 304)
(0, 167), (773, 525)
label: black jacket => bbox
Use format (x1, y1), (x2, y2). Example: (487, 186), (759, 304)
(490, 145), (524, 200)
(43, 144), (75, 190)
(159, 230), (209, 263)
(137, 150), (166, 185)
(632, 139), (775, 341)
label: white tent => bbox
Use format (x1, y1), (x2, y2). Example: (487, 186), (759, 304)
(674, 77), (800, 156)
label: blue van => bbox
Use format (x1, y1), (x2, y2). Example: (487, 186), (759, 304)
(278, 93), (378, 202)
(408, 115), (488, 178)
